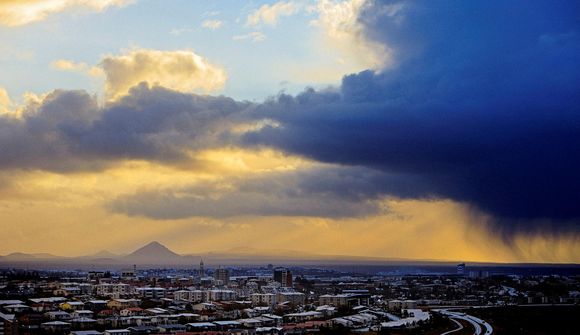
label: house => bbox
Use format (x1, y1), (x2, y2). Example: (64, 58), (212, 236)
(72, 310), (94, 319)
(0, 312), (17, 335)
(103, 329), (130, 335)
(120, 308), (143, 317)
(191, 302), (217, 312)
(70, 317), (97, 330)
(41, 321), (71, 333)
(2, 304), (29, 313)
(86, 300), (109, 312)
(157, 324), (186, 333)
(186, 322), (216, 332)
(283, 311), (323, 323)
(126, 325), (159, 334)
(45, 311), (72, 321)
(60, 301), (85, 311)
(71, 331), (102, 335)
(213, 320), (241, 330)
(107, 299), (140, 310)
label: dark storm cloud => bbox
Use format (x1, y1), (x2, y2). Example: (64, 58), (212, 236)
(2, 1), (579, 234)
(0, 84), (250, 171)
(108, 166), (424, 219)
(242, 0), (580, 231)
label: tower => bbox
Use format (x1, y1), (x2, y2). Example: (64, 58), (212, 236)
(214, 266), (230, 285)
(199, 258), (205, 277)
(273, 267), (293, 287)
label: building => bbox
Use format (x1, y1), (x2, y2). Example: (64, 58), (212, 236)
(276, 292), (305, 306)
(103, 329), (130, 335)
(457, 263), (466, 276)
(273, 268), (292, 287)
(214, 267), (230, 285)
(469, 270), (490, 279)
(251, 293), (277, 306)
(107, 299), (140, 310)
(45, 311), (71, 321)
(319, 294), (370, 307)
(199, 259), (205, 278)
(85, 300), (108, 312)
(0, 312), (17, 335)
(135, 287), (166, 299)
(94, 283), (131, 298)
(41, 321), (71, 333)
(174, 290), (205, 303)
(387, 300), (417, 311)
(60, 301), (85, 311)
(120, 265), (136, 279)
(206, 289), (237, 302)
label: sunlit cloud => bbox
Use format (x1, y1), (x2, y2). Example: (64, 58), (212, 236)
(233, 31), (266, 43)
(51, 59), (104, 77)
(311, 0), (393, 71)
(100, 48), (227, 99)
(201, 19), (223, 30)
(246, 1), (300, 27)
(0, 88), (12, 115)
(0, 0), (133, 27)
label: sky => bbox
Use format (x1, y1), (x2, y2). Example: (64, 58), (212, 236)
(0, 0), (579, 263)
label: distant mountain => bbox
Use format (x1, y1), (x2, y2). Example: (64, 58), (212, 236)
(32, 253), (61, 259)
(121, 241), (185, 264)
(0, 243), (448, 266)
(84, 250), (119, 259)
(2, 252), (61, 260)
(4, 241), (576, 270)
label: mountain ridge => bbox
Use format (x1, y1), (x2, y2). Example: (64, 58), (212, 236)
(2, 242), (579, 267)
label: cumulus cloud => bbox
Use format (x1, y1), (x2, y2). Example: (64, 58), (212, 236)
(0, 88), (11, 115)
(0, 84), (249, 171)
(52, 59), (103, 77)
(311, 0), (392, 71)
(243, 1), (580, 234)
(100, 48), (227, 99)
(201, 19), (223, 30)
(246, 1), (300, 27)
(233, 31), (266, 43)
(0, 0), (132, 27)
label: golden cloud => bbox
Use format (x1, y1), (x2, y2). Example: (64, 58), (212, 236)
(51, 59), (104, 77)
(246, 1), (300, 27)
(312, 0), (392, 71)
(101, 49), (227, 99)
(0, 0), (132, 27)
(0, 88), (11, 115)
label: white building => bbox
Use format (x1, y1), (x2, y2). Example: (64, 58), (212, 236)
(251, 293), (277, 306)
(277, 292), (305, 305)
(135, 287), (166, 299)
(387, 300), (417, 311)
(206, 289), (236, 302)
(94, 283), (131, 298)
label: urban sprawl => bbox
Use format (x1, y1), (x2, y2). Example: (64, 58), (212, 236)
(1, 262), (579, 335)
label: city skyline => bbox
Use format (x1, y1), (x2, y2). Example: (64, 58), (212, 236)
(0, 1), (579, 263)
